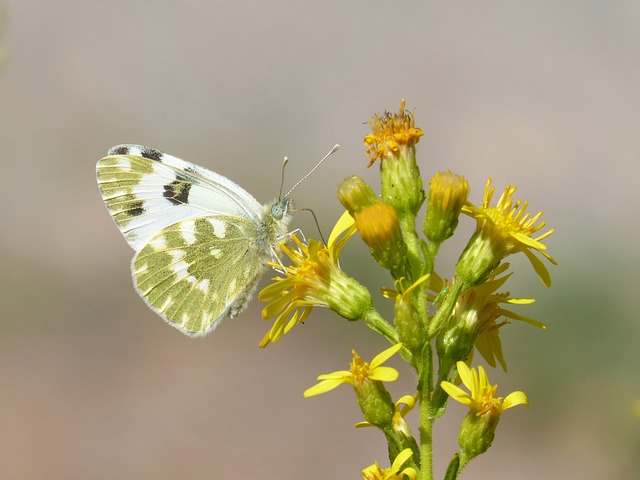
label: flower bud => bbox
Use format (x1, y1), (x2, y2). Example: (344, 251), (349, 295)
(455, 229), (504, 287)
(394, 292), (426, 354)
(423, 171), (468, 246)
(354, 201), (407, 275)
(337, 176), (378, 216)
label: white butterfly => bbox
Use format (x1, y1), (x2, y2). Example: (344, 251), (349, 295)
(96, 144), (293, 337)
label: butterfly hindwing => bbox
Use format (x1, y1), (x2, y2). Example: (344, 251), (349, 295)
(132, 215), (271, 336)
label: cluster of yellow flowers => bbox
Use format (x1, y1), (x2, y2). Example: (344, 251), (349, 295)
(260, 100), (555, 480)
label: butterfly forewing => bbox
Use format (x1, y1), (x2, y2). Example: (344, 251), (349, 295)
(97, 145), (263, 251)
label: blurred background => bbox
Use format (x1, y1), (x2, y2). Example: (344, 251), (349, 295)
(1, 1), (638, 479)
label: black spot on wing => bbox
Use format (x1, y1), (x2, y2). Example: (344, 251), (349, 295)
(108, 145), (130, 155)
(128, 200), (145, 217)
(139, 146), (165, 162)
(163, 175), (192, 205)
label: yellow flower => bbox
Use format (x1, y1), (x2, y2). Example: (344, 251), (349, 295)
(364, 99), (424, 167)
(441, 361), (528, 460)
(457, 179), (556, 287)
(259, 211), (371, 347)
(303, 343), (402, 397)
(361, 449), (418, 480)
(363, 99), (426, 220)
(441, 361), (528, 417)
(435, 264), (545, 371)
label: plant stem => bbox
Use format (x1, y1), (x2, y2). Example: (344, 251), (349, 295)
(418, 389), (434, 480)
(417, 344), (434, 480)
(362, 308), (398, 344)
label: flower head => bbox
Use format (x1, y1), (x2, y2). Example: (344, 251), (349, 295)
(435, 264), (545, 371)
(304, 343), (402, 397)
(364, 99), (424, 167)
(441, 361), (528, 417)
(304, 343), (403, 428)
(457, 179), (556, 287)
(259, 212), (372, 347)
(441, 361), (528, 459)
(361, 449), (418, 480)
(364, 99), (426, 217)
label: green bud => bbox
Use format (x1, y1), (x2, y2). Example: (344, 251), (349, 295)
(456, 230), (504, 287)
(436, 320), (476, 371)
(423, 171), (469, 246)
(355, 379), (396, 429)
(337, 176), (378, 216)
(354, 201), (407, 275)
(458, 410), (500, 460)
(395, 295), (425, 354)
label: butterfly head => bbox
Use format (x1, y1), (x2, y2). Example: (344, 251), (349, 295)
(271, 198), (293, 221)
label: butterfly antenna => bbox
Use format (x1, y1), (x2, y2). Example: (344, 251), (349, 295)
(296, 207), (326, 244)
(278, 156), (289, 201)
(283, 144), (340, 199)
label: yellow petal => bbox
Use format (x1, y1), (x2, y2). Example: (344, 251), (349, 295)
(328, 210), (355, 246)
(440, 381), (472, 406)
(316, 370), (352, 380)
(396, 394), (418, 416)
(369, 366), (399, 382)
(502, 390), (529, 410)
(303, 378), (347, 397)
(511, 231), (547, 250)
(370, 343), (403, 369)
(455, 361), (474, 389)
(523, 248), (552, 287)
(391, 448), (414, 472)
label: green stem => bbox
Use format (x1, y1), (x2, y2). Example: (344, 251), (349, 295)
(458, 452), (470, 473)
(418, 388), (434, 480)
(362, 307), (398, 344)
(427, 281), (464, 338)
(399, 214), (423, 282)
(362, 308), (416, 367)
(417, 343), (434, 480)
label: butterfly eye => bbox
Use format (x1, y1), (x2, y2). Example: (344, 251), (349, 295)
(271, 201), (286, 220)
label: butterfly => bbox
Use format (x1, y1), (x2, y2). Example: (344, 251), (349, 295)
(96, 144), (294, 337)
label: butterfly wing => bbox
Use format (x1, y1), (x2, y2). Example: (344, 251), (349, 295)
(132, 215), (271, 336)
(96, 144), (264, 251)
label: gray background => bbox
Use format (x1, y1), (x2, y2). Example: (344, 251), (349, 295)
(1, 1), (638, 479)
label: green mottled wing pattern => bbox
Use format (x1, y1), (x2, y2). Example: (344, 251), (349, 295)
(132, 215), (272, 336)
